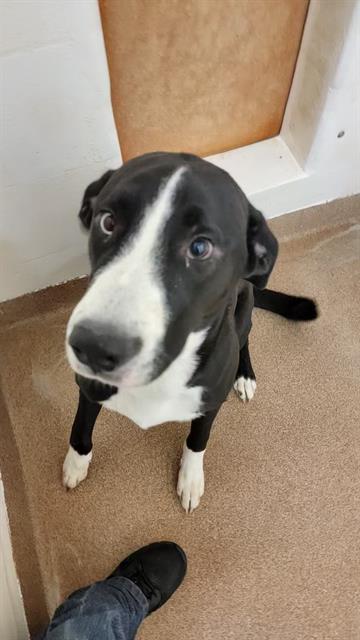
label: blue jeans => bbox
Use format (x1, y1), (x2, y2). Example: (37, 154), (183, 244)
(41, 576), (149, 640)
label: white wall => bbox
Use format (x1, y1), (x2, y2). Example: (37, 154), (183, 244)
(281, 0), (356, 168)
(0, 0), (121, 301)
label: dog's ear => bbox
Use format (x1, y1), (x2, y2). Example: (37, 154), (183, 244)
(244, 204), (278, 289)
(79, 169), (115, 230)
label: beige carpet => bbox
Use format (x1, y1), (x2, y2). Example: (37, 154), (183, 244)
(0, 196), (359, 639)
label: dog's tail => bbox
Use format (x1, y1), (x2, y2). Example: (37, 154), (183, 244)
(254, 288), (318, 321)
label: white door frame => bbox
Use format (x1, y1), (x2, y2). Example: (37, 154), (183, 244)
(208, 0), (360, 218)
(0, 479), (29, 640)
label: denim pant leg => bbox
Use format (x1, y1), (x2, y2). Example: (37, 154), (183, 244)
(41, 576), (149, 640)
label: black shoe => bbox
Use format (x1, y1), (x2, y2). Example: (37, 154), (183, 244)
(108, 541), (187, 615)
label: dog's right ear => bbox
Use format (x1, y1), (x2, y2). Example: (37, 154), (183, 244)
(79, 169), (115, 230)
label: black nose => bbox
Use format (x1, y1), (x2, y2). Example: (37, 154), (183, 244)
(69, 322), (142, 373)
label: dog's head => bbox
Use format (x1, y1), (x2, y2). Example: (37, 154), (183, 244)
(66, 152), (277, 387)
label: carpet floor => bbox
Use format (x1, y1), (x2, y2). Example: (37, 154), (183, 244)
(0, 195), (359, 640)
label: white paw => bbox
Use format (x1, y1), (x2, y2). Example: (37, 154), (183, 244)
(177, 444), (205, 513)
(62, 445), (92, 490)
(233, 376), (257, 403)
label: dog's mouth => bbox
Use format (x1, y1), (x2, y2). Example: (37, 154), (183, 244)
(68, 352), (141, 389)
(75, 373), (118, 402)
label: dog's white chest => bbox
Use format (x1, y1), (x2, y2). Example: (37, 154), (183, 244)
(102, 330), (207, 429)
(103, 380), (203, 429)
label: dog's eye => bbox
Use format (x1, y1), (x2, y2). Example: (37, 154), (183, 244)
(99, 212), (115, 236)
(188, 237), (213, 260)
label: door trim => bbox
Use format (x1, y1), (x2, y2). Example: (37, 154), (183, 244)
(0, 479), (29, 640)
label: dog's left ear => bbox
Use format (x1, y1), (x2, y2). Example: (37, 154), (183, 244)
(244, 204), (278, 289)
(79, 169), (115, 230)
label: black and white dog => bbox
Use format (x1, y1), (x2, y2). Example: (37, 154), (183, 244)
(63, 152), (317, 512)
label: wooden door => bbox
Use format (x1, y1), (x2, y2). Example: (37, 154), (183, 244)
(100, 0), (309, 160)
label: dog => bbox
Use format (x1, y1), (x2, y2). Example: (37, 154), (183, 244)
(63, 152), (317, 512)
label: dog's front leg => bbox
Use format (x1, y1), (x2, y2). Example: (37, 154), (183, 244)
(177, 407), (220, 513)
(63, 390), (101, 489)
(233, 339), (256, 402)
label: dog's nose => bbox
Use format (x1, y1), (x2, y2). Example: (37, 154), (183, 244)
(69, 323), (142, 373)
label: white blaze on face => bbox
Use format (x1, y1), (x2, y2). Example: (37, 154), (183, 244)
(66, 167), (186, 385)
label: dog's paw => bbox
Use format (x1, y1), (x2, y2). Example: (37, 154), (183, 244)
(62, 446), (92, 490)
(177, 444), (205, 513)
(233, 376), (257, 403)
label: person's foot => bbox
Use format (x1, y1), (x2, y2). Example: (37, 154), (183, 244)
(108, 541), (187, 615)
